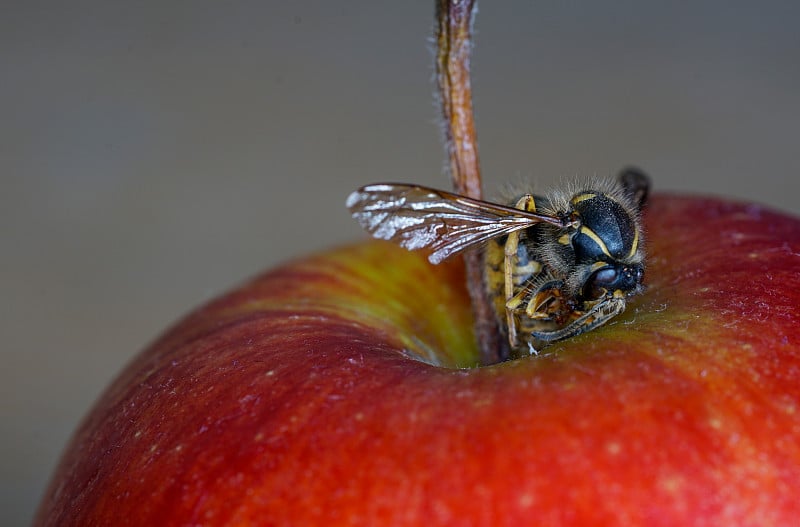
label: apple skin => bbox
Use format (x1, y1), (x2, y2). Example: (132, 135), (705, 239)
(35, 195), (800, 526)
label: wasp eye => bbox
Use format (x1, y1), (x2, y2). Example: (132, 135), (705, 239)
(592, 267), (618, 285)
(585, 267), (619, 299)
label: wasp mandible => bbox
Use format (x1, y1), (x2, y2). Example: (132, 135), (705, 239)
(346, 169), (650, 354)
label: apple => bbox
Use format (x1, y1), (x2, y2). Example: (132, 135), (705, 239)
(34, 194), (800, 526)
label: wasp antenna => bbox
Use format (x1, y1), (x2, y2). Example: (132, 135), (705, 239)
(617, 167), (650, 209)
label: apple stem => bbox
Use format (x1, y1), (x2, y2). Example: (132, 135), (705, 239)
(435, 0), (507, 364)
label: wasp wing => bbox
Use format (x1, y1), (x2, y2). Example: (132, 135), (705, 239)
(346, 183), (567, 264)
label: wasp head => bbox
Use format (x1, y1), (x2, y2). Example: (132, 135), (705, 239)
(565, 184), (646, 303)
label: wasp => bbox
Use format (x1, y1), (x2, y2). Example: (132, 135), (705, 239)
(346, 169), (650, 355)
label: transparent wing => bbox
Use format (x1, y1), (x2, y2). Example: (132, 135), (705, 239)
(346, 183), (568, 264)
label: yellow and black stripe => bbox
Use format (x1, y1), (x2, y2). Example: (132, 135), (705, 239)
(569, 193), (638, 262)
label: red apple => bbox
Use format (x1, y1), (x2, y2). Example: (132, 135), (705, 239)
(35, 194), (800, 526)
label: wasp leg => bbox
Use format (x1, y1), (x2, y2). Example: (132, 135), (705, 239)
(525, 280), (567, 320)
(504, 194), (537, 350)
(505, 279), (538, 342)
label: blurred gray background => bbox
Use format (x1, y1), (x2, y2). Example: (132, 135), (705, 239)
(3, 1), (799, 524)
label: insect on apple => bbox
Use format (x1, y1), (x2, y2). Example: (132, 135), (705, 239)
(347, 169), (650, 355)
